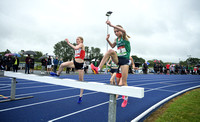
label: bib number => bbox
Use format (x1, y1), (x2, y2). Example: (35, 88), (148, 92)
(75, 49), (81, 57)
(117, 46), (127, 56)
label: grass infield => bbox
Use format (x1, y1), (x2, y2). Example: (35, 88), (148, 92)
(144, 88), (200, 122)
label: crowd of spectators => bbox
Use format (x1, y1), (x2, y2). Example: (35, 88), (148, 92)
(153, 63), (200, 75)
(1, 54), (199, 75)
(0, 55), (20, 72)
(0, 53), (90, 75)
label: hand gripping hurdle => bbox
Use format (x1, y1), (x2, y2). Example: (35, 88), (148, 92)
(3, 71), (144, 122)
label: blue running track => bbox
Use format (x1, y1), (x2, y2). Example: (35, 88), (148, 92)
(0, 74), (200, 122)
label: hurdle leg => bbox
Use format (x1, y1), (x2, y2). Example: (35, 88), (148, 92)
(108, 94), (117, 122)
(0, 77), (34, 103)
(10, 78), (17, 100)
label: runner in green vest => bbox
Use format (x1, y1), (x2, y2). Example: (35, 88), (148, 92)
(91, 20), (131, 107)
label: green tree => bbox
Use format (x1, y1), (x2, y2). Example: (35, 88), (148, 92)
(34, 51), (43, 62)
(85, 46), (89, 59)
(186, 58), (200, 66)
(18, 50), (25, 62)
(89, 47), (103, 61)
(0, 49), (11, 56)
(131, 55), (145, 64)
(179, 61), (187, 66)
(53, 40), (75, 61)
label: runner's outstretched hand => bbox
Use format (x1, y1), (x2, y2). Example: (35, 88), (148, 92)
(65, 38), (69, 44)
(106, 20), (113, 27)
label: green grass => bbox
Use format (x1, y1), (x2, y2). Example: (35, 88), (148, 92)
(155, 88), (200, 122)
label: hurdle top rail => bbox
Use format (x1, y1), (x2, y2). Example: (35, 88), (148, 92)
(4, 71), (144, 98)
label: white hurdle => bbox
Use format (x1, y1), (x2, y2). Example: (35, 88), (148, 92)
(3, 71), (144, 122)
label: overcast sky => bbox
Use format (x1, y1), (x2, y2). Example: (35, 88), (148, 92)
(0, 0), (199, 63)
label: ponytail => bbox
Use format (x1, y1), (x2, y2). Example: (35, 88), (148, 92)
(116, 25), (130, 41)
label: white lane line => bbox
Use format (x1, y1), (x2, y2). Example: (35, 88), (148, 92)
(0, 86), (11, 89)
(48, 101), (109, 122)
(48, 82), (200, 121)
(131, 85), (200, 122)
(145, 81), (199, 92)
(133, 79), (200, 87)
(3, 78), (194, 99)
(14, 88), (76, 97)
(0, 91), (98, 112)
(0, 84), (56, 91)
(0, 84), (11, 89)
(144, 88), (178, 93)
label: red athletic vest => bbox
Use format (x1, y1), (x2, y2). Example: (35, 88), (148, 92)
(75, 48), (85, 60)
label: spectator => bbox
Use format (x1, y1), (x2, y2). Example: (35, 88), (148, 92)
(6, 55), (13, 71)
(170, 65), (175, 74)
(41, 58), (47, 75)
(84, 61), (89, 74)
(160, 64), (163, 74)
(142, 62), (148, 74)
(163, 66), (167, 74)
(191, 66), (194, 75)
(175, 64), (179, 74)
(179, 65), (182, 74)
(25, 54), (31, 74)
(166, 63), (170, 75)
(66, 67), (71, 74)
(0, 56), (4, 70)
(47, 56), (52, 74)
(182, 65), (186, 74)
(197, 66), (200, 75)
(53, 57), (59, 73)
(51, 56), (54, 72)
(1, 57), (6, 70)
(83, 61), (88, 74)
(30, 57), (35, 73)
(186, 65), (189, 74)
(155, 64), (159, 74)
(13, 56), (19, 72)
(59, 58), (63, 65)
(194, 66), (197, 75)
(134, 62), (140, 74)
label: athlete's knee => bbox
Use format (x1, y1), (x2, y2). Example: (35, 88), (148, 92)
(107, 49), (115, 55)
(60, 63), (64, 68)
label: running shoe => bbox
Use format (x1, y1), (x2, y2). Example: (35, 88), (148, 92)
(77, 97), (82, 104)
(121, 99), (128, 108)
(50, 72), (59, 77)
(90, 63), (99, 74)
(122, 95), (125, 100)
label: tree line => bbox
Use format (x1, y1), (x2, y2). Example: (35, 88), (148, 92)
(53, 40), (104, 62)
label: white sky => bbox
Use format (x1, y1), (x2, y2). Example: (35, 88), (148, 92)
(0, 0), (200, 63)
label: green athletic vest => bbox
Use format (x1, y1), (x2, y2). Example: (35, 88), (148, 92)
(116, 37), (131, 59)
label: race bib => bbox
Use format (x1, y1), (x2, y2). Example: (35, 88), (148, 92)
(75, 49), (81, 57)
(117, 46), (127, 56)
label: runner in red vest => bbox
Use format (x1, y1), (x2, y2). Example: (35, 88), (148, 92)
(50, 37), (85, 104)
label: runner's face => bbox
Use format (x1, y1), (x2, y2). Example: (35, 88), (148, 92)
(114, 29), (122, 37)
(76, 38), (81, 44)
